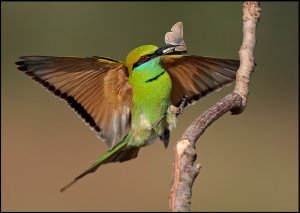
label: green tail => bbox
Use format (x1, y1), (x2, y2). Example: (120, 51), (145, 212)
(60, 133), (139, 192)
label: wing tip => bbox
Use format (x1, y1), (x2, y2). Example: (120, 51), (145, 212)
(16, 56), (131, 149)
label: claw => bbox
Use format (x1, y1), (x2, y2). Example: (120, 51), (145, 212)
(174, 96), (188, 117)
(179, 95), (188, 110)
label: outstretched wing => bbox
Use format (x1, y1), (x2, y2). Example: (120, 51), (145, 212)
(161, 55), (240, 107)
(16, 56), (132, 148)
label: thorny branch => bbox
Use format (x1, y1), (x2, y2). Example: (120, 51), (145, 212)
(169, 2), (261, 212)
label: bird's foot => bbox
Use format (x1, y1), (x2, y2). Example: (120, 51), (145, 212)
(172, 96), (188, 117)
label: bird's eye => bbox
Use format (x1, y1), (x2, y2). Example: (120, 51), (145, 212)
(140, 56), (149, 62)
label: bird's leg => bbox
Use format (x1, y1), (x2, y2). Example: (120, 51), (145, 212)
(151, 96), (188, 130)
(167, 96), (188, 130)
(172, 96), (188, 117)
(151, 112), (167, 130)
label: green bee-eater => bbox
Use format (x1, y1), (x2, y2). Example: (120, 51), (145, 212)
(16, 22), (239, 192)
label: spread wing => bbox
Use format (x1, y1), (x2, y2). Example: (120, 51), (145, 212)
(161, 55), (240, 107)
(16, 56), (132, 148)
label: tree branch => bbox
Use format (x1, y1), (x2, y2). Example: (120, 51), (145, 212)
(169, 2), (261, 212)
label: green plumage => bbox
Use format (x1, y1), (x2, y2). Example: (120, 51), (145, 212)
(16, 31), (240, 192)
(60, 45), (174, 192)
(129, 56), (172, 147)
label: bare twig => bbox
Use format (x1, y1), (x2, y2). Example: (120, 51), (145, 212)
(169, 2), (261, 212)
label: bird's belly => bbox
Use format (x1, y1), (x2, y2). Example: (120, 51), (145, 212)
(129, 72), (172, 147)
(129, 101), (170, 147)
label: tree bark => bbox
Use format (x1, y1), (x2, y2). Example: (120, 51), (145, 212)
(169, 2), (261, 212)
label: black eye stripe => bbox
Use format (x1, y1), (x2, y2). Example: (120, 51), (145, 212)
(132, 53), (157, 70)
(132, 48), (187, 70)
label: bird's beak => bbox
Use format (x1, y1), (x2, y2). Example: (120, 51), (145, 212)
(156, 44), (187, 56)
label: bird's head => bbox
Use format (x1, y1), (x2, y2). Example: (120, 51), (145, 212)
(126, 44), (186, 72)
(126, 45), (158, 72)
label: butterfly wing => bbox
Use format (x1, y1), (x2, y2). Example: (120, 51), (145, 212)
(165, 22), (186, 51)
(16, 56), (132, 148)
(161, 55), (240, 107)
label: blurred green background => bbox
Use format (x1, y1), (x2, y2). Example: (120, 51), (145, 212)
(1, 2), (298, 212)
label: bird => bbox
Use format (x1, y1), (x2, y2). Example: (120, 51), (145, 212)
(16, 22), (239, 192)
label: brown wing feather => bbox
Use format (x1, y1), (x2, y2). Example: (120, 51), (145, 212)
(16, 56), (132, 148)
(161, 55), (240, 107)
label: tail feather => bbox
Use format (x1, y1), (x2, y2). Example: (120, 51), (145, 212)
(60, 133), (139, 192)
(113, 147), (139, 162)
